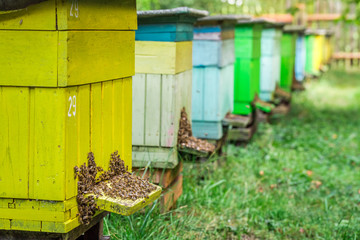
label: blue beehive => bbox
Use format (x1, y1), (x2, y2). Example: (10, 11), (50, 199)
(259, 21), (285, 102)
(295, 32), (306, 82)
(192, 15), (250, 140)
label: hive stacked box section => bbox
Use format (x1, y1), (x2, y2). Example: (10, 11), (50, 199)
(191, 15), (250, 140)
(305, 29), (326, 77)
(233, 19), (266, 116)
(280, 25), (306, 92)
(132, 8), (207, 210)
(259, 21), (284, 102)
(0, 0), (136, 233)
(132, 7), (207, 169)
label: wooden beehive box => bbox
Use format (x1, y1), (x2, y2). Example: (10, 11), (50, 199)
(191, 15), (250, 140)
(259, 21), (284, 102)
(233, 18), (268, 115)
(280, 25), (305, 92)
(0, 0), (137, 234)
(132, 8), (208, 169)
(295, 30), (306, 82)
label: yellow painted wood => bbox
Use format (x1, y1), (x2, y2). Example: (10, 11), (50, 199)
(57, 0), (137, 30)
(90, 185), (162, 216)
(0, 197), (77, 212)
(0, 77), (132, 202)
(135, 41), (192, 74)
(0, 0), (56, 30)
(0, 0), (136, 30)
(0, 87), (29, 198)
(0, 31), (58, 87)
(0, 208), (70, 222)
(42, 217), (80, 234)
(58, 31), (135, 86)
(11, 219), (41, 232)
(29, 88), (66, 201)
(0, 30), (134, 87)
(0, 219), (10, 230)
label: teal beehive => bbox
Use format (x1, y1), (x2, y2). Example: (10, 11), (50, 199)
(192, 15), (250, 140)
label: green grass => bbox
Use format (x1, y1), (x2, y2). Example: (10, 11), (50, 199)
(105, 70), (360, 239)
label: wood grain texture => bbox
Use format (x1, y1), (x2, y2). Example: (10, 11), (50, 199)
(0, 31), (134, 87)
(0, 0), (136, 30)
(132, 70), (192, 150)
(135, 41), (192, 74)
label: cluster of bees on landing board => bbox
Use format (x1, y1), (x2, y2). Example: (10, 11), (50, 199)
(74, 151), (156, 225)
(178, 107), (216, 153)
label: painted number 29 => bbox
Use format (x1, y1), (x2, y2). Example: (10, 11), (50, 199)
(68, 96), (76, 117)
(70, 0), (79, 18)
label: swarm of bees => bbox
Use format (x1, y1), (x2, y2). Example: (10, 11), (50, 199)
(177, 107), (216, 153)
(74, 151), (157, 225)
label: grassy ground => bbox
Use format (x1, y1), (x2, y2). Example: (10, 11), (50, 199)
(105, 70), (360, 239)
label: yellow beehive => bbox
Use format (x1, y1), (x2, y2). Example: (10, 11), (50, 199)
(0, 0), (136, 233)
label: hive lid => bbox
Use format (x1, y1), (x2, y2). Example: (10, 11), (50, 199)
(283, 25), (306, 33)
(263, 19), (286, 28)
(196, 14), (251, 26)
(138, 7), (208, 24)
(237, 17), (273, 25)
(88, 184), (162, 216)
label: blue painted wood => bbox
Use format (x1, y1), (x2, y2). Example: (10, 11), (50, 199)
(135, 32), (193, 42)
(137, 23), (193, 33)
(295, 35), (306, 82)
(193, 39), (234, 67)
(194, 26), (221, 33)
(259, 28), (282, 101)
(192, 65), (234, 122)
(192, 121), (223, 140)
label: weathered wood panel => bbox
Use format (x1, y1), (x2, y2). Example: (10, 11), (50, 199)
(193, 39), (234, 67)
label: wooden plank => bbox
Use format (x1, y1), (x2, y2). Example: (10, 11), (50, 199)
(161, 175), (183, 213)
(0, 0), (136, 30)
(0, 219), (10, 230)
(203, 67), (220, 121)
(0, 30), (58, 87)
(0, 0), (56, 30)
(64, 86), (79, 201)
(58, 31), (135, 87)
(30, 88), (66, 201)
(11, 219), (41, 232)
(90, 82), (103, 171)
(133, 161), (183, 188)
(192, 68), (205, 121)
(136, 32), (193, 42)
(160, 74), (176, 147)
(0, 209), (70, 222)
(120, 77), (133, 168)
(132, 146), (178, 169)
(101, 81), (114, 171)
(135, 41), (192, 74)
(145, 74), (161, 146)
(57, 0), (136, 30)
(132, 74), (146, 145)
(0, 87), (30, 198)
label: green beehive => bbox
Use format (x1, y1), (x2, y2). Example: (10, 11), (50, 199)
(280, 25), (305, 92)
(233, 18), (271, 116)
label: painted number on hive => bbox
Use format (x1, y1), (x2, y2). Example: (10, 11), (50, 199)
(70, 0), (79, 18)
(68, 96), (77, 117)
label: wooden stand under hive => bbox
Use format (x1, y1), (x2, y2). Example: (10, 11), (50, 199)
(0, 1), (161, 238)
(192, 15), (250, 146)
(132, 8), (210, 211)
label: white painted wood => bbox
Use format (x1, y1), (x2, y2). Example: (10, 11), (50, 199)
(132, 74), (145, 145)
